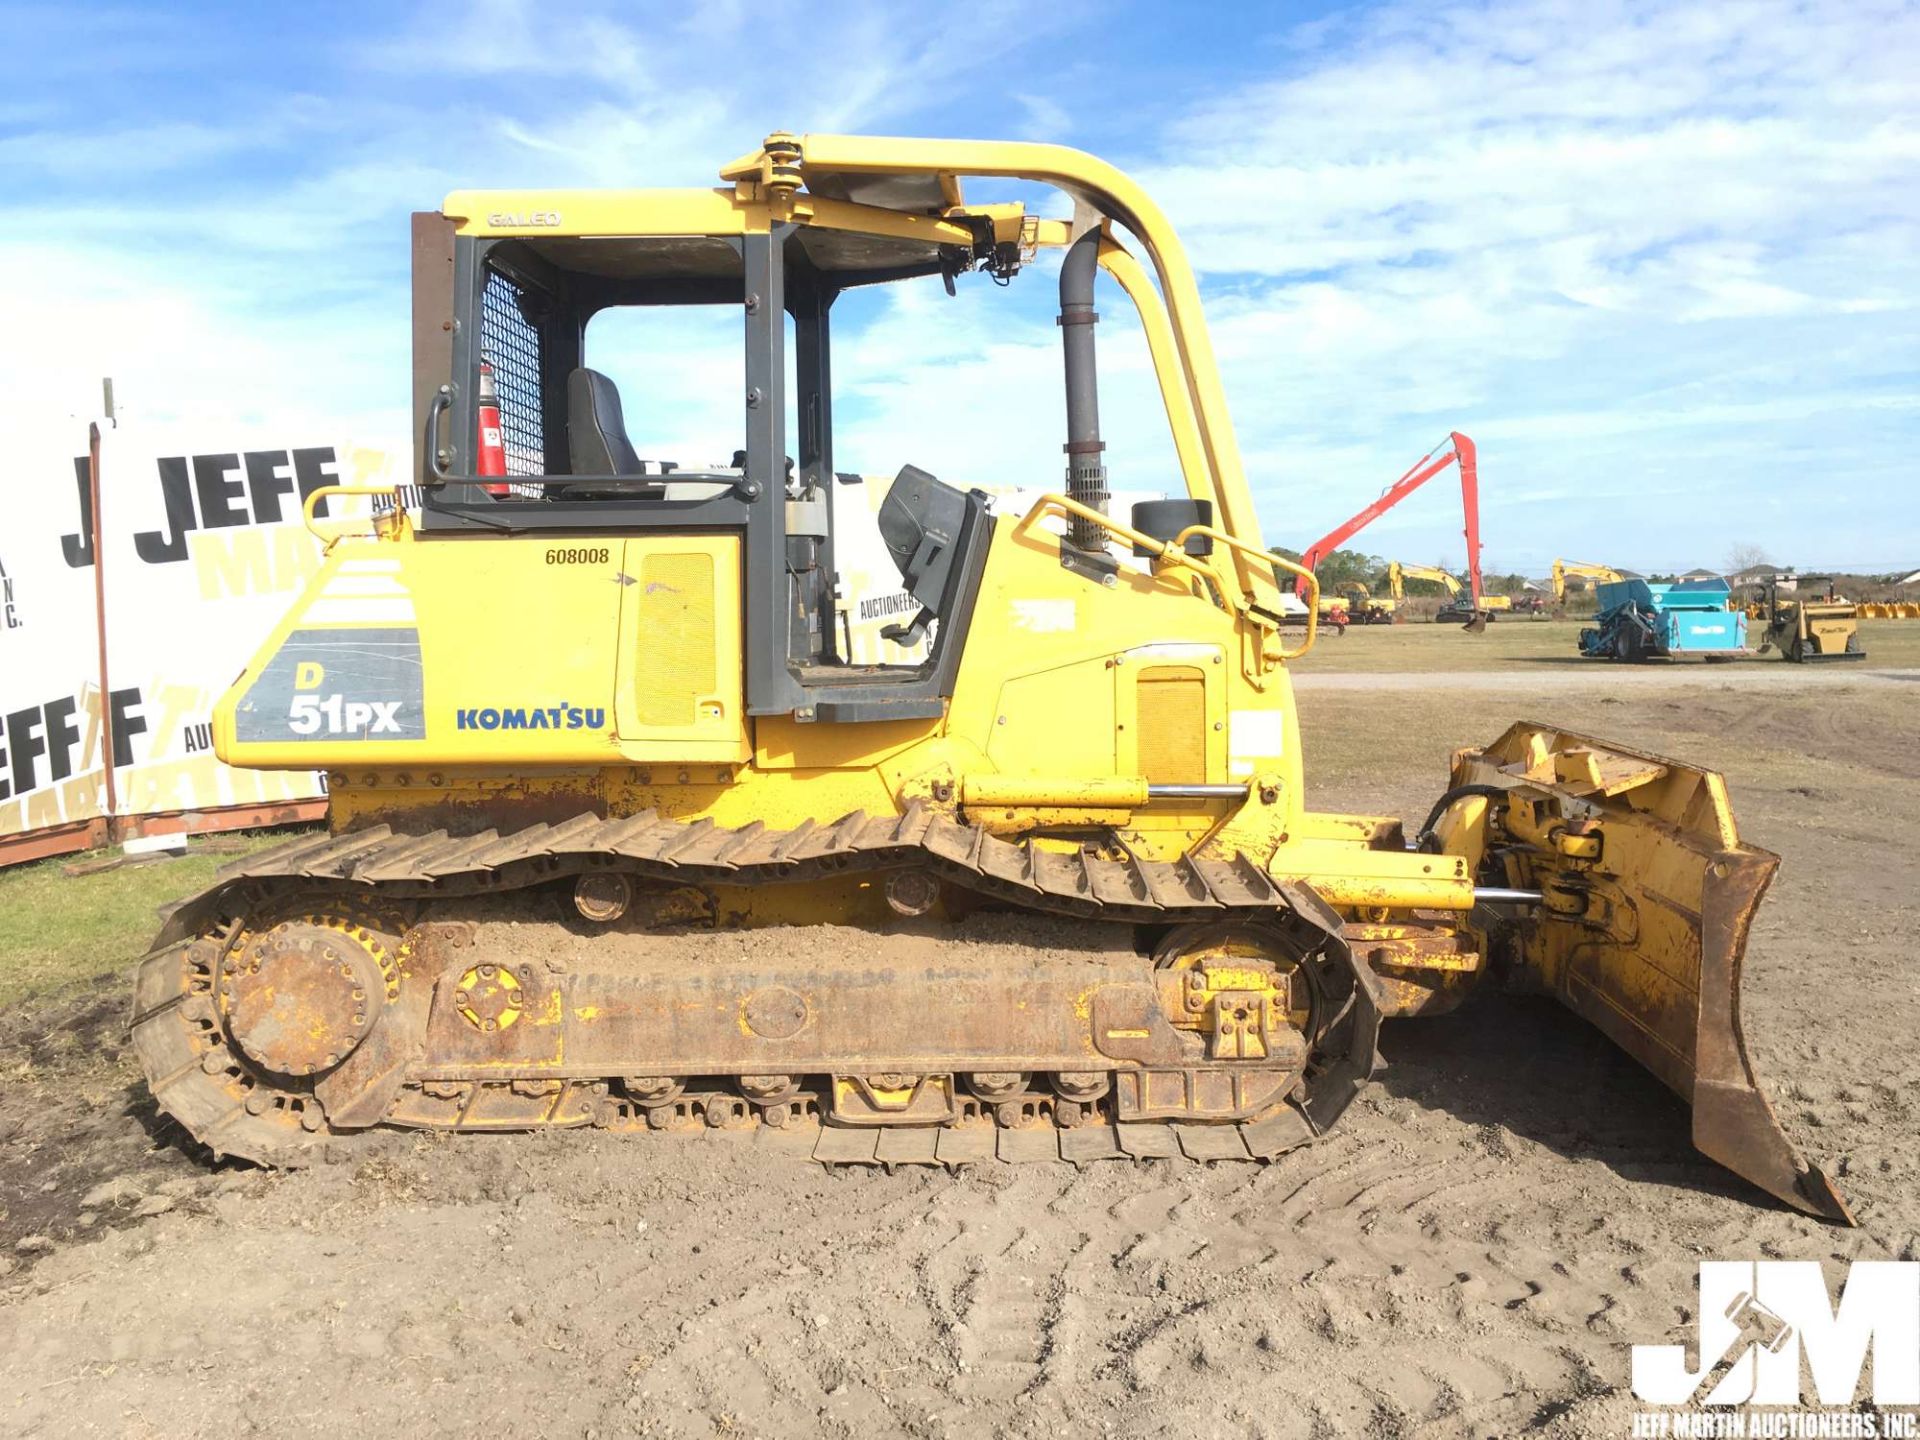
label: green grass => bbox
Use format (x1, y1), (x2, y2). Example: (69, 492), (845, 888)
(0, 828), (313, 1008)
(1288, 615), (1920, 672)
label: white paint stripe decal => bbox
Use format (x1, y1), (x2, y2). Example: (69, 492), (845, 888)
(305, 598), (417, 624)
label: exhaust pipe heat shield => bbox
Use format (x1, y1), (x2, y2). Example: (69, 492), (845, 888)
(1452, 723), (1853, 1224)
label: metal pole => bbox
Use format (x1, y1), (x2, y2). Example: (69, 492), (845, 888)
(88, 422), (119, 842)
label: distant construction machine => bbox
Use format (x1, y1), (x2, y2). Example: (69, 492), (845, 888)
(1578, 578), (1744, 662)
(1386, 561), (1484, 626)
(1754, 576), (1865, 662)
(1552, 559), (1624, 607)
(1331, 581), (1394, 625)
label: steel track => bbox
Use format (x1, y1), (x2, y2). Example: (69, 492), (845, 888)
(129, 803), (1380, 1166)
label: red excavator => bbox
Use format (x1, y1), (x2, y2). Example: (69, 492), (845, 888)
(1295, 432), (1491, 629)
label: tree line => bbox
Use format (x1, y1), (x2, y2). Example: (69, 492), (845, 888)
(1270, 546), (1532, 595)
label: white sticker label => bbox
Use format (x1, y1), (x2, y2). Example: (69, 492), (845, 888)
(1010, 598), (1076, 633)
(1229, 709), (1285, 768)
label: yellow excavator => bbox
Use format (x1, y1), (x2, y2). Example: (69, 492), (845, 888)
(128, 134), (1847, 1221)
(1387, 560), (1481, 624)
(1386, 559), (1519, 626)
(1552, 558), (1624, 606)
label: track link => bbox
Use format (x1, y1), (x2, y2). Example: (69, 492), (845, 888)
(150, 800), (1320, 930)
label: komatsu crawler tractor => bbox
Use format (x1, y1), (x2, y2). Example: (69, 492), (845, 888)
(133, 134), (1848, 1221)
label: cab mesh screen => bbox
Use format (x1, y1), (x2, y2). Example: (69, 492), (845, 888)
(479, 266), (546, 476)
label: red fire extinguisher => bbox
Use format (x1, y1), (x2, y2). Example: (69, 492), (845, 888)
(475, 360), (508, 496)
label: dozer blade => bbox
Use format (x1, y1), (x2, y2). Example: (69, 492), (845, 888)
(1449, 723), (1853, 1224)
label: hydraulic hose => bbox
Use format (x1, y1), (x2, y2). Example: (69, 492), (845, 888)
(1413, 783), (1510, 852)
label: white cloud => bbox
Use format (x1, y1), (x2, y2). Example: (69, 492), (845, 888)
(5, 0), (1088, 485)
(1122, 0), (1920, 569)
(0, 240), (409, 452)
(815, 0), (1920, 571)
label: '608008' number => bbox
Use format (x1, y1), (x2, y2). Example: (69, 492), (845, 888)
(545, 547), (610, 565)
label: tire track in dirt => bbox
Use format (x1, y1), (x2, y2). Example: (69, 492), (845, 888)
(1141, 1138), (1571, 1432)
(607, 1156), (968, 1437)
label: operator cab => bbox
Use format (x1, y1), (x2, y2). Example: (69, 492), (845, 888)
(417, 213), (1026, 721)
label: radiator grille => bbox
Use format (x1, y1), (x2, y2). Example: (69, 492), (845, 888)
(1135, 666), (1207, 783)
(637, 553), (717, 727)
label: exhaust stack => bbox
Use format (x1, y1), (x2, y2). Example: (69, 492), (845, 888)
(1058, 229), (1107, 551)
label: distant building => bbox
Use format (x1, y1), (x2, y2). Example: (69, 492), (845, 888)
(1898, 567), (1920, 586)
(1679, 567), (1721, 581)
(1729, 565), (1788, 587)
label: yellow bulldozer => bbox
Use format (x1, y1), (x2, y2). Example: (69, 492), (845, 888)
(129, 134), (1847, 1221)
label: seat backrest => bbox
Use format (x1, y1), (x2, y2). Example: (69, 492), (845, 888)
(567, 367), (643, 476)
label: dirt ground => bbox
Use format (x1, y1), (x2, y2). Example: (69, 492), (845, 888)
(1, 666), (1916, 1438)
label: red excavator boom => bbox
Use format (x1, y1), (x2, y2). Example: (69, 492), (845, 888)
(1299, 432), (1483, 607)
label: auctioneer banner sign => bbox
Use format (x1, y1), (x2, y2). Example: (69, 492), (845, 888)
(0, 420), (399, 862)
(0, 424), (109, 850)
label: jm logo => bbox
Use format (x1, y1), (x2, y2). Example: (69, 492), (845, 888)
(1632, 1261), (1920, 1407)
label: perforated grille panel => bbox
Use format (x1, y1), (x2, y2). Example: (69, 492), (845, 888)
(1135, 666), (1207, 784)
(637, 553), (717, 727)
(479, 266), (546, 476)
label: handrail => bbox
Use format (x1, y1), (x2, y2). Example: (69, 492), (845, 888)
(1015, 493), (1317, 661)
(424, 385), (454, 482)
(1177, 524), (1319, 659)
(303, 484), (405, 544)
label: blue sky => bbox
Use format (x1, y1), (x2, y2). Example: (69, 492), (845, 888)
(5, 0), (1916, 574)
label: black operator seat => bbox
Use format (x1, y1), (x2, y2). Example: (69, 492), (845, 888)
(566, 367), (666, 497)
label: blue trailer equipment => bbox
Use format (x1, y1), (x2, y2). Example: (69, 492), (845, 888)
(1578, 578), (1745, 661)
